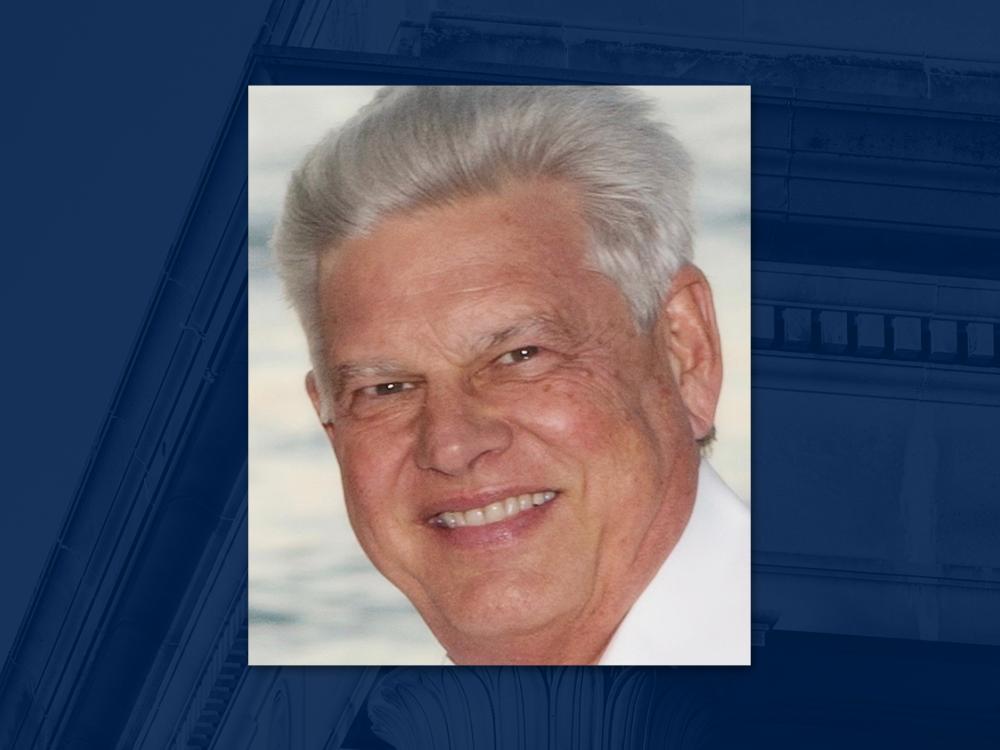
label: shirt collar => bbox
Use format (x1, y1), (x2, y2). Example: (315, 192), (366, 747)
(598, 459), (750, 665)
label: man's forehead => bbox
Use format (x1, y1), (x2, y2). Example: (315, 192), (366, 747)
(320, 180), (590, 280)
(312, 179), (625, 373)
(323, 235), (587, 305)
(319, 237), (595, 342)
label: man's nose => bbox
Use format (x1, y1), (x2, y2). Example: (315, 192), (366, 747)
(414, 387), (512, 476)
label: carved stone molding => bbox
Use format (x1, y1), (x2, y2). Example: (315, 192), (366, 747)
(752, 304), (998, 368)
(172, 609), (249, 750)
(751, 263), (1000, 407)
(367, 668), (716, 750)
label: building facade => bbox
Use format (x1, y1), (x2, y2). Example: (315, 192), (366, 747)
(2, 1), (999, 747)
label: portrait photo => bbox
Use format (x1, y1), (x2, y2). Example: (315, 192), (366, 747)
(249, 85), (750, 666)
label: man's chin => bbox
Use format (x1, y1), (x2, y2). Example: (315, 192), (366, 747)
(419, 575), (582, 658)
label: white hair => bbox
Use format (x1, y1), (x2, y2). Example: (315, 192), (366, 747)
(272, 86), (694, 420)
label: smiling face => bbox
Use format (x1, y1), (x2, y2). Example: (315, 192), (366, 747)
(310, 179), (718, 664)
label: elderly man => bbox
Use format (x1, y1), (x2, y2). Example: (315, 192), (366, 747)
(272, 86), (749, 665)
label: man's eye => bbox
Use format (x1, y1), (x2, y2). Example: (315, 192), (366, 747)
(498, 346), (539, 365)
(363, 381), (415, 397)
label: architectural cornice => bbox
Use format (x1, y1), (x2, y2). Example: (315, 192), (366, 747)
(751, 264), (1000, 404)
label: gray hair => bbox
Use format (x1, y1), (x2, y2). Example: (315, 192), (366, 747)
(272, 86), (694, 420)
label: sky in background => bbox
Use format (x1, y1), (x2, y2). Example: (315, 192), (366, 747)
(248, 86), (750, 664)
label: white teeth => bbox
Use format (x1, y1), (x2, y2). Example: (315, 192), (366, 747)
(484, 502), (506, 523)
(439, 512), (465, 528)
(432, 490), (558, 528)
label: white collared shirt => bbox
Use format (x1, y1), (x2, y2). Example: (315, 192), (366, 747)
(441, 460), (750, 665)
(599, 460), (751, 665)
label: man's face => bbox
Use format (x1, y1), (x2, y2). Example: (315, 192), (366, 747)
(314, 180), (707, 661)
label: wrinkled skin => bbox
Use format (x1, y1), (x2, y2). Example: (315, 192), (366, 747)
(307, 179), (722, 664)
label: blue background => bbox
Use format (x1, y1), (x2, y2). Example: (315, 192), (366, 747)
(1, 1), (998, 748)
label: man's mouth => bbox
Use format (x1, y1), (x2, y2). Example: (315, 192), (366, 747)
(430, 490), (558, 528)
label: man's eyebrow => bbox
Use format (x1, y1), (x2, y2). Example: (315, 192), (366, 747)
(331, 361), (413, 399)
(473, 314), (576, 352)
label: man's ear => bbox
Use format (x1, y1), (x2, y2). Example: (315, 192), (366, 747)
(654, 264), (723, 442)
(305, 370), (336, 442)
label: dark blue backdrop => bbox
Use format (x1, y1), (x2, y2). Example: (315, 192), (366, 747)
(1, 1), (998, 748)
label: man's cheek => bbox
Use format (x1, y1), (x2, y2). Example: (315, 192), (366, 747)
(336, 430), (409, 487)
(513, 386), (618, 453)
(338, 453), (401, 541)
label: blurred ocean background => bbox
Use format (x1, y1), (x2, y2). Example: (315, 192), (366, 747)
(248, 86), (750, 664)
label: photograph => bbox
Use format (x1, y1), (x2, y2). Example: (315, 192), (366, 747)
(248, 85), (750, 665)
